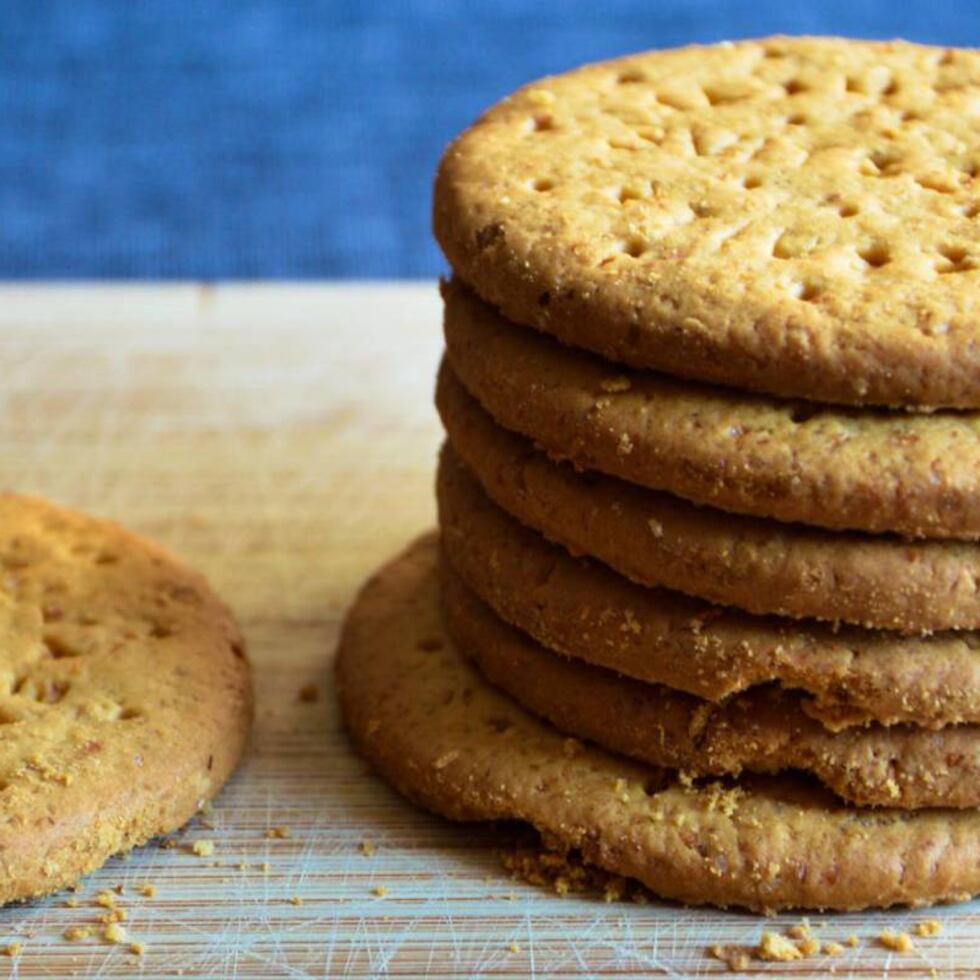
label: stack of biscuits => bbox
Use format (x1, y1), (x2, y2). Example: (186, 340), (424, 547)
(338, 36), (980, 912)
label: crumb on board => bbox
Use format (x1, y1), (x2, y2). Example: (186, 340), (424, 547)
(845, 934), (859, 947)
(372, 886), (388, 898)
(878, 929), (914, 953)
(65, 897), (79, 908)
(289, 896), (304, 906)
(64, 926), (94, 942)
(916, 919), (942, 938)
(191, 840), (215, 857)
(710, 944), (751, 972)
(98, 908), (127, 925)
(298, 682), (319, 703)
(823, 941), (844, 956)
(2, 942), (21, 958)
(139, 884), (157, 898)
(104, 923), (127, 945)
(265, 826), (290, 839)
(94, 890), (116, 908)
(758, 931), (803, 962)
(359, 839), (375, 857)
(129, 942), (145, 956)
(507, 942), (521, 953)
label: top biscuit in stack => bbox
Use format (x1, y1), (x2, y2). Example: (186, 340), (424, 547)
(435, 36), (980, 409)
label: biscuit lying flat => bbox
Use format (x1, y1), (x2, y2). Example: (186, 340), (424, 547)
(336, 534), (980, 911)
(435, 37), (980, 409)
(443, 563), (980, 810)
(0, 494), (252, 904)
(443, 280), (980, 540)
(437, 452), (980, 731)
(437, 367), (980, 633)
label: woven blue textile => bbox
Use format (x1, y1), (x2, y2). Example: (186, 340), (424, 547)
(2, 1), (980, 278)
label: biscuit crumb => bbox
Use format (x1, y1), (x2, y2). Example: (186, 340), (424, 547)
(104, 923), (127, 945)
(372, 886), (388, 898)
(599, 376), (632, 393)
(710, 944), (751, 972)
(823, 941), (844, 955)
(191, 840), (214, 857)
(845, 934), (859, 947)
(289, 896), (303, 906)
(2, 942), (21, 957)
(507, 942), (521, 953)
(298, 682), (319, 702)
(139, 884), (156, 898)
(65, 897), (79, 908)
(916, 919), (942, 938)
(265, 826), (290, 839)
(129, 942), (145, 956)
(359, 839), (375, 857)
(64, 926), (93, 942)
(878, 930), (913, 953)
(94, 890), (116, 908)
(758, 932), (803, 962)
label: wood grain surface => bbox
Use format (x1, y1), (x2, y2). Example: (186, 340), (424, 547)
(0, 283), (974, 978)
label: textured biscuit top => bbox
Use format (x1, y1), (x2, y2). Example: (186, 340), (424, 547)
(435, 37), (980, 408)
(0, 494), (252, 903)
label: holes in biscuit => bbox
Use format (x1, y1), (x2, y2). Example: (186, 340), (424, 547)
(616, 237), (648, 258)
(783, 78), (807, 96)
(119, 707), (142, 721)
(790, 281), (821, 302)
(837, 202), (859, 217)
(786, 112), (807, 126)
(616, 68), (646, 85)
(741, 174), (763, 190)
(961, 202), (980, 218)
(42, 634), (81, 659)
(528, 114), (554, 133)
(867, 149), (903, 175)
(149, 622), (174, 639)
(486, 717), (513, 734)
(94, 551), (118, 565)
(529, 177), (555, 193)
(615, 186), (644, 204)
(417, 636), (443, 652)
(857, 242), (891, 269)
(844, 76), (862, 94)
(915, 174), (958, 194)
(936, 243), (973, 274)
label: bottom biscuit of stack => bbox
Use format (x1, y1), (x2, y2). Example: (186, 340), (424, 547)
(336, 533), (980, 912)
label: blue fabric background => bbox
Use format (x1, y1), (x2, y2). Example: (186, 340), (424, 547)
(3, 1), (980, 278)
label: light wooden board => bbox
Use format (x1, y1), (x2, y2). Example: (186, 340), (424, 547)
(0, 282), (974, 978)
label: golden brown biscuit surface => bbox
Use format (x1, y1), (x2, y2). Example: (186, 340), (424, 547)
(443, 279), (980, 539)
(437, 453), (980, 730)
(0, 494), (252, 904)
(435, 37), (980, 408)
(336, 534), (980, 911)
(436, 366), (980, 633)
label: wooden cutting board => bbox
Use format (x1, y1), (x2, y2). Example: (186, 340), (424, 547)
(0, 283), (974, 978)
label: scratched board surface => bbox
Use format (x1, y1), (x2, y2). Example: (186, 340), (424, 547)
(0, 283), (974, 978)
